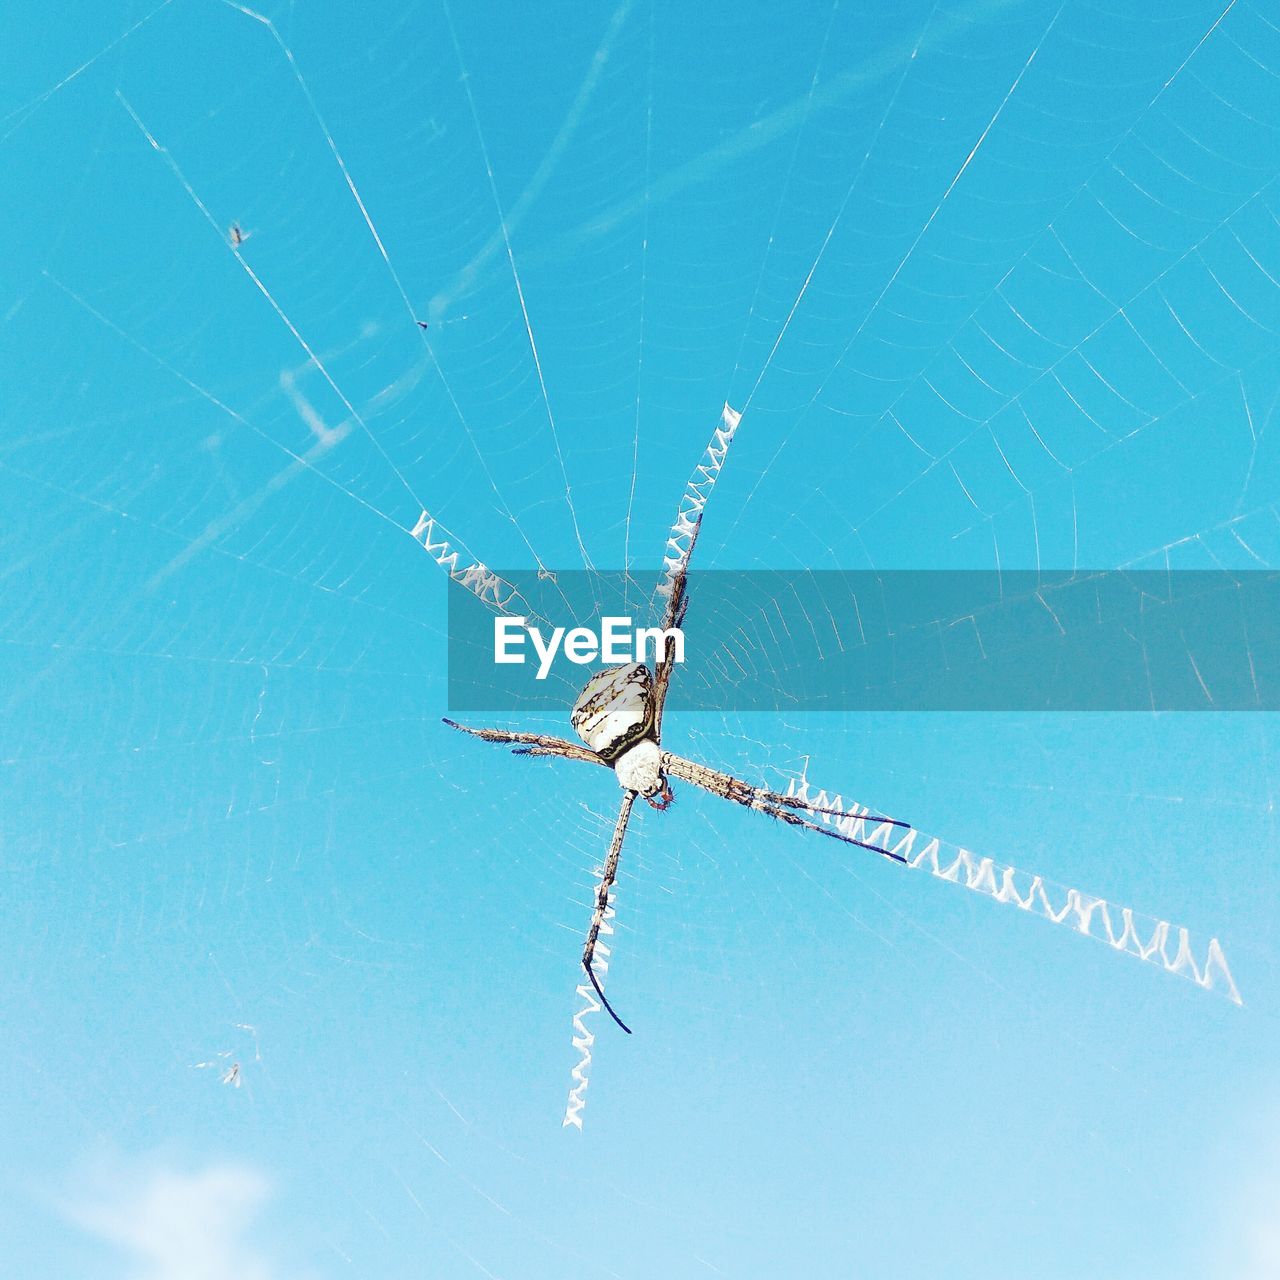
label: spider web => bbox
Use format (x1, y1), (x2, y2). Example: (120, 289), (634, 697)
(4, 0), (1280, 1276)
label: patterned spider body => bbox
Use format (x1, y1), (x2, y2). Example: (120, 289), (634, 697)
(445, 405), (911, 1040)
(571, 663), (667, 802)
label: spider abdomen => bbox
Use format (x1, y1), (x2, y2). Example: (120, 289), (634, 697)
(571, 663), (655, 760)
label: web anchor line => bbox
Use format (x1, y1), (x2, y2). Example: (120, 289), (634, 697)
(785, 772), (1241, 1004)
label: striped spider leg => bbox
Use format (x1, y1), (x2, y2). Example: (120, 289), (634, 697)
(440, 718), (604, 767)
(660, 752), (909, 861)
(580, 792), (637, 1033)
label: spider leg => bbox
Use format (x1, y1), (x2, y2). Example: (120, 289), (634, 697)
(651, 404), (743, 738)
(751, 798), (908, 862)
(442, 718), (606, 767)
(661, 751), (908, 863)
(582, 791), (637, 1034)
(744, 783), (906, 828)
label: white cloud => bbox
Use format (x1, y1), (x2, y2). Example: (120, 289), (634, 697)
(1213, 1111), (1280, 1280)
(1231, 1173), (1280, 1280)
(65, 1156), (282, 1280)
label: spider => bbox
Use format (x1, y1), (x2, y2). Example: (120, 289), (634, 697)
(444, 405), (911, 1034)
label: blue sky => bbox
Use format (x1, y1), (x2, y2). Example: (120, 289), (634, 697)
(3, 0), (1280, 1276)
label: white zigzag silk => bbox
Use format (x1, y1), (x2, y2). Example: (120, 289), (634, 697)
(409, 508), (530, 614)
(564, 874), (615, 1130)
(786, 772), (1241, 1004)
(655, 402), (742, 619)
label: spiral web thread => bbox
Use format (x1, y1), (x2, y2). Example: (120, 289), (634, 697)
(786, 772), (1241, 1004)
(563, 872), (616, 1130)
